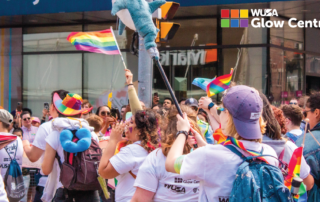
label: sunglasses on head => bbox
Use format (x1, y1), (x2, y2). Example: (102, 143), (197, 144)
(289, 102), (297, 105)
(100, 111), (110, 116)
(217, 107), (225, 115)
(23, 117), (31, 121)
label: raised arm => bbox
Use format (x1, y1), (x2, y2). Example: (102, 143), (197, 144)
(125, 69), (142, 115)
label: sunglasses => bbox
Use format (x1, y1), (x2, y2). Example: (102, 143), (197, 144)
(100, 111), (111, 117)
(289, 102), (297, 105)
(303, 109), (314, 118)
(217, 107), (225, 115)
(23, 117), (31, 121)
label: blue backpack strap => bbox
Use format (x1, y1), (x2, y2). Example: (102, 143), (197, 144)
(224, 145), (246, 160)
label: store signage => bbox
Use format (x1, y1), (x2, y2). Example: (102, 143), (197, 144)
(221, 9), (320, 28)
(160, 49), (206, 66)
(296, 90), (302, 97)
(281, 91), (288, 98)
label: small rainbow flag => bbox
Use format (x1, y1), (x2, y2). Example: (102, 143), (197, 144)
(285, 147), (307, 202)
(67, 29), (120, 55)
(206, 68), (233, 97)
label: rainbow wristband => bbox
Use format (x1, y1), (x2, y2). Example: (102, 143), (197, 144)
(174, 155), (185, 174)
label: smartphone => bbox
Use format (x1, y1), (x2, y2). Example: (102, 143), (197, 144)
(44, 102), (49, 110)
(17, 102), (22, 112)
(110, 108), (119, 119)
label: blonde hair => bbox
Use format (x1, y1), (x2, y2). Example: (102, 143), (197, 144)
(224, 112), (266, 143)
(161, 105), (204, 157)
(86, 114), (103, 133)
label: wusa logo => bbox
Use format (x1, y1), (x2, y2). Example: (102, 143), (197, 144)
(221, 9), (320, 28)
(164, 184), (186, 194)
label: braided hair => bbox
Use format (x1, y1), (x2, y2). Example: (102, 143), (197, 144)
(134, 109), (159, 153)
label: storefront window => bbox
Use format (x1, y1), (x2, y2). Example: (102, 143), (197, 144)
(154, 48), (218, 102)
(83, 52), (138, 110)
(270, 48), (304, 106)
(223, 47), (267, 93)
(158, 18), (217, 48)
(223, 18), (267, 45)
(23, 54), (82, 116)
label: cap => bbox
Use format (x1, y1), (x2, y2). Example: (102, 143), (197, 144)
(0, 109), (14, 125)
(31, 117), (41, 124)
(185, 98), (199, 108)
(223, 85), (263, 140)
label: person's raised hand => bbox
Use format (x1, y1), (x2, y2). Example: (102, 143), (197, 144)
(176, 112), (191, 132)
(186, 135), (197, 148)
(125, 69), (133, 85)
(199, 97), (213, 111)
(42, 109), (48, 118)
(110, 122), (125, 143)
(106, 116), (117, 125)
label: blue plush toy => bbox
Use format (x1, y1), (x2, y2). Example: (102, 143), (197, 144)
(60, 128), (92, 153)
(111, 0), (166, 58)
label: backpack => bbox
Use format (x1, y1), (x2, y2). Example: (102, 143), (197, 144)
(4, 140), (25, 202)
(58, 129), (102, 191)
(225, 145), (294, 202)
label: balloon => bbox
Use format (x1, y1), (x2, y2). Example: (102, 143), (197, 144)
(112, 0), (136, 31)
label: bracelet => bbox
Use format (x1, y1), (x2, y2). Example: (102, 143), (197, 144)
(176, 131), (188, 139)
(208, 102), (215, 110)
(127, 83), (134, 87)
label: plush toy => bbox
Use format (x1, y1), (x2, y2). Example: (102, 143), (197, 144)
(60, 128), (92, 153)
(111, 0), (166, 58)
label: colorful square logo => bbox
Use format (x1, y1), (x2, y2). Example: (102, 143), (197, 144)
(221, 9), (249, 28)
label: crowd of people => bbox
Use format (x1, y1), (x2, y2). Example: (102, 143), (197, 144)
(0, 69), (319, 202)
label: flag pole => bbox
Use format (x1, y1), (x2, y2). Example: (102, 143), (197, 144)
(110, 26), (127, 69)
(153, 57), (198, 148)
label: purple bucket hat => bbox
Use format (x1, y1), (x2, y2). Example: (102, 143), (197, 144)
(223, 85), (263, 139)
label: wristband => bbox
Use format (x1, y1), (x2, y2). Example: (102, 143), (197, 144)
(176, 131), (188, 139)
(174, 155), (185, 174)
(208, 102), (215, 110)
(127, 83), (134, 87)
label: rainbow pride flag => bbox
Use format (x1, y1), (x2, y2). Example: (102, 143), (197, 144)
(67, 29), (120, 55)
(206, 68), (233, 97)
(285, 147), (307, 202)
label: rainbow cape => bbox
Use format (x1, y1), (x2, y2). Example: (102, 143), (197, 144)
(67, 29), (120, 55)
(284, 147), (307, 202)
(206, 69), (233, 97)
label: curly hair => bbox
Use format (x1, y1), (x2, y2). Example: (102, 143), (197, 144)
(259, 92), (282, 140)
(161, 105), (203, 157)
(271, 105), (287, 135)
(135, 109), (159, 153)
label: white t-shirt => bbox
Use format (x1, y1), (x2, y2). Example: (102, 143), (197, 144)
(282, 141), (310, 179)
(134, 148), (199, 202)
(180, 141), (279, 202)
(32, 121), (53, 151)
(32, 121), (52, 187)
(289, 129), (303, 137)
(0, 135), (23, 178)
(0, 175), (8, 202)
(109, 141), (148, 202)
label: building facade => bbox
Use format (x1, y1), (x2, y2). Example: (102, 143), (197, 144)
(0, 0), (319, 116)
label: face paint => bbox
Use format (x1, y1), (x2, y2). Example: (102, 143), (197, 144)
(129, 127), (133, 133)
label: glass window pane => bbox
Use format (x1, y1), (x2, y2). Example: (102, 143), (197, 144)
(83, 52), (138, 110)
(23, 54), (82, 117)
(223, 19), (267, 45)
(158, 18), (217, 48)
(270, 48), (304, 105)
(154, 48), (217, 102)
(23, 32), (78, 52)
(223, 47), (267, 93)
